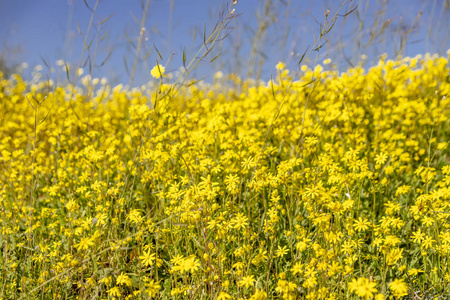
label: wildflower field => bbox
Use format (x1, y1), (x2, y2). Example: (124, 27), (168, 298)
(1, 52), (450, 300)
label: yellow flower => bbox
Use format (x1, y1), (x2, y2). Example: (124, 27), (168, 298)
(374, 294), (385, 300)
(181, 256), (200, 273)
(116, 272), (132, 287)
(389, 278), (408, 298)
(348, 277), (378, 299)
(99, 276), (112, 286)
(275, 62), (286, 70)
(408, 268), (423, 276)
(386, 248), (403, 266)
(375, 152), (388, 165)
(232, 261), (245, 270)
(151, 64), (165, 79)
(74, 236), (95, 251)
(140, 249), (156, 267)
(145, 280), (161, 297)
(232, 212), (249, 229)
(239, 275), (255, 288)
(107, 286), (121, 297)
(303, 276), (317, 288)
(217, 291), (232, 300)
(252, 248), (268, 266)
(353, 217), (371, 232)
(275, 245), (288, 258)
(291, 261), (304, 275)
(250, 289), (268, 300)
(421, 236), (435, 249)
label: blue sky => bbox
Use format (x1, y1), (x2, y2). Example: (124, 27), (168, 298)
(1, 0), (449, 86)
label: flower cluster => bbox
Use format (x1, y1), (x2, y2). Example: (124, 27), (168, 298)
(1, 51), (450, 299)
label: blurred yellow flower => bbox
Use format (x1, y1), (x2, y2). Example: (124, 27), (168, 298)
(275, 62), (286, 70)
(151, 64), (165, 79)
(348, 277), (378, 299)
(239, 275), (255, 288)
(389, 279), (408, 298)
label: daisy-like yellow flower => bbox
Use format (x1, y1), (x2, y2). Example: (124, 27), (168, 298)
(217, 291), (232, 300)
(275, 245), (288, 258)
(140, 249), (156, 267)
(181, 256), (201, 273)
(389, 279), (408, 298)
(353, 217), (371, 232)
(107, 286), (121, 297)
(145, 280), (161, 297)
(375, 152), (388, 165)
(251, 248), (268, 266)
(116, 272), (132, 287)
(291, 261), (304, 275)
(348, 277), (378, 299)
(239, 275), (255, 288)
(74, 236), (95, 251)
(408, 268), (423, 276)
